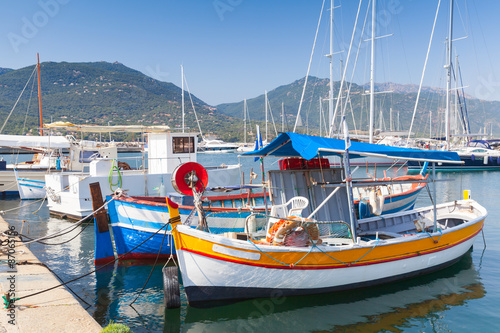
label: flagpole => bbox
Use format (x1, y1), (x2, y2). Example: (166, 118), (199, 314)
(254, 125), (269, 217)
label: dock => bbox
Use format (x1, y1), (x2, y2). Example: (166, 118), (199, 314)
(0, 217), (102, 332)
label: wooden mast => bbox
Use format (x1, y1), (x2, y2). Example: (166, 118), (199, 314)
(37, 53), (43, 136)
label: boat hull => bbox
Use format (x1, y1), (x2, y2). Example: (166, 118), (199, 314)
(408, 155), (500, 171)
(0, 170), (48, 197)
(107, 193), (266, 259)
(16, 177), (46, 200)
(171, 201), (486, 306)
(181, 243), (469, 305)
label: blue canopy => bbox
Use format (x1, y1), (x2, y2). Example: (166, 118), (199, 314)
(241, 132), (462, 164)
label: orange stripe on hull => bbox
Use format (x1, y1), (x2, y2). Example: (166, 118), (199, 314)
(176, 220), (484, 270)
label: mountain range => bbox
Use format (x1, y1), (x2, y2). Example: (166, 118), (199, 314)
(1, 61), (499, 142)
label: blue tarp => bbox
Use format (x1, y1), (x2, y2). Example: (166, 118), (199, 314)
(241, 132), (462, 163)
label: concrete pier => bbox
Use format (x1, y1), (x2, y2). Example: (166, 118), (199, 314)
(0, 218), (102, 333)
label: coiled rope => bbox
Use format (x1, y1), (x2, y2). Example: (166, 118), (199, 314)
(109, 159), (122, 192)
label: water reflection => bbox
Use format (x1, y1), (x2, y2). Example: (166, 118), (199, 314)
(91, 251), (484, 332)
(94, 263), (167, 331)
(178, 252), (483, 333)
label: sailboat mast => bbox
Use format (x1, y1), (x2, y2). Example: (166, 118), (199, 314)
(181, 65), (185, 133)
(265, 91), (268, 142)
(390, 107), (393, 131)
(37, 53), (43, 136)
(328, 0), (335, 131)
(445, 0), (454, 149)
(282, 101), (285, 133)
(243, 99), (247, 144)
(369, 0), (376, 143)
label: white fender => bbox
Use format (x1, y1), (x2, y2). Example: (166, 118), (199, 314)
(369, 187), (384, 216)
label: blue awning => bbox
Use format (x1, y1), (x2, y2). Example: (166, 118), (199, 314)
(241, 132), (462, 164)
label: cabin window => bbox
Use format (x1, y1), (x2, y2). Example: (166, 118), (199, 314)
(172, 137), (195, 154)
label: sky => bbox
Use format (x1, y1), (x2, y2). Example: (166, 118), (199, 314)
(0, 0), (499, 106)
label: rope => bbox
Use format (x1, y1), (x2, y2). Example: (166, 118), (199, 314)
(247, 240), (290, 266)
(0, 197), (47, 215)
(1, 198), (115, 249)
(129, 221), (170, 305)
(247, 234), (381, 268)
(12, 220), (172, 304)
(480, 227), (486, 247)
(19, 220), (92, 246)
(424, 229), (443, 244)
(18, 261), (91, 307)
(109, 160), (122, 192)
(351, 238), (379, 265)
(0, 66), (37, 134)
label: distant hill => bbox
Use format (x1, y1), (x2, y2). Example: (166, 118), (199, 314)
(2, 63), (499, 141)
(0, 61), (242, 141)
(217, 76), (500, 137)
(371, 82), (442, 95)
(0, 68), (13, 75)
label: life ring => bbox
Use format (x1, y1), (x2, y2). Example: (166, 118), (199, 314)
(369, 187), (384, 216)
(171, 162), (208, 195)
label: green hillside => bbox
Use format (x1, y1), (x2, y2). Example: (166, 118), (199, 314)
(1, 62), (499, 142)
(0, 61), (243, 141)
(0, 68), (13, 75)
(217, 76), (500, 138)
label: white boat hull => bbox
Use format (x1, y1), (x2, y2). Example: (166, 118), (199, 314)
(0, 170), (49, 197)
(170, 200), (486, 305)
(178, 235), (474, 302)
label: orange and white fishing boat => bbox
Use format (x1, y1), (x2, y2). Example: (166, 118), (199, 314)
(166, 132), (487, 307)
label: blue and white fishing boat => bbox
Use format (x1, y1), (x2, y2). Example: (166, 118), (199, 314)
(104, 190), (267, 262)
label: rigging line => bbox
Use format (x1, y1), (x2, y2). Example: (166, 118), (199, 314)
(407, 0), (442, 144)
(22, 71), (37, 136)
(267, 98), (279, 137)
(293, 0), (326, 133)
(348, 98), (357, 133)
(183, 73), (205, 140)
(336, 0), (370, 136)
(455, 0), (468, 37)
(334, 0), (370, 137)
(0, 65), (38, 134)
(450, 62), (468, 135)
(329, 0), (364, 137)
(457, 60), (471, 134)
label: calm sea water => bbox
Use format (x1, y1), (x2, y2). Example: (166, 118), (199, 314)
(1, 153), (499, 332)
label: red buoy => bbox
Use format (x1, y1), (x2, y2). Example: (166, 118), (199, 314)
(171, 162), (208, 195)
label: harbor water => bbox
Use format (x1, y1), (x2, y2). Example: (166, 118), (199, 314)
(1, 152), (499, 332)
